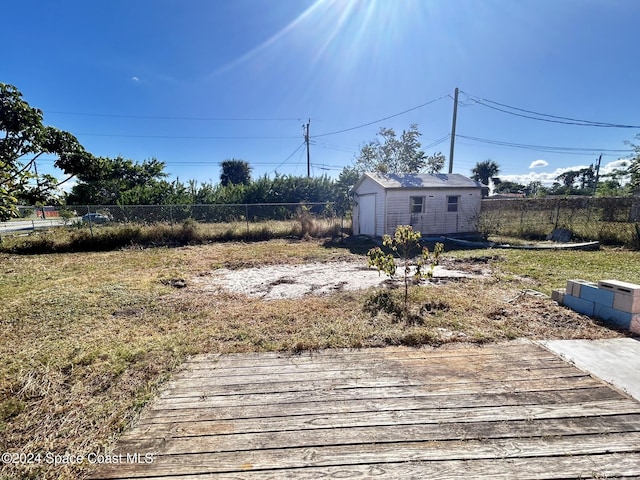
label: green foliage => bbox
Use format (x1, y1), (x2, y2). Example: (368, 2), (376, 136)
(367, 225), (444, 320)
(334, 166), (360, 216)
(493, 180), (526, 195)
(67, 156), (168, 205)
(424, 152), (446, 174)
(363, 290), (402, 319)
(0, 83), (96, 219)
(625, 135), (640, 191)
(471, 159), (500, 187)
(220, 159), (252, 186)
(354, 124), (427, 174)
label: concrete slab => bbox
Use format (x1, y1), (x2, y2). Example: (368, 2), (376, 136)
(540, 338), (640, 402)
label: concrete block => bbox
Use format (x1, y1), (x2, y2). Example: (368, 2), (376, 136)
(567, 279), (591, 297)
(613, 293), (640, 314)
(563, 295), (594, 316)
(551, 289), (565, 304)
(579, 283), (615, 307)
(598, 279), (640, 296)
(593, 303), (632, 330)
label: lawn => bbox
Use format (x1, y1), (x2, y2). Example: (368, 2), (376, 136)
(0, 238), (637, 479)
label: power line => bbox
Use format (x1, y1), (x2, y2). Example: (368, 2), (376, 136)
(271, 142), (306, 174)
(423, 134), (451, 151)
(75, 133), (300, 140)
(456, 134), (634, 156)
(461, 90), (640, 128)
(312, 94), (449, 138)
(45, 110), (300, 122)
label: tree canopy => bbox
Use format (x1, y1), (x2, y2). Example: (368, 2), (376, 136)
(220, 159), (252, 186)
(67, 156), (168, 205)
(0, 83), (96, 219)
(353, 124), (446, 175)
(471, 159), (500, 186)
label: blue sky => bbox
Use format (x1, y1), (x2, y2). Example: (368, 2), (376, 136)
(3, 0), (640, 189)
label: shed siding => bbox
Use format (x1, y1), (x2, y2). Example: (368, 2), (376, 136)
(352, 173), (482, 237)
(385, 189), (481, 235)
(353, 177), (386, 236)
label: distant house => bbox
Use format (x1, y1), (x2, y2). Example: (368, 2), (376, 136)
(351, 172), (483, 237)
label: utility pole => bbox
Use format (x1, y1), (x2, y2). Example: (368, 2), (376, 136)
(593, 153), (602, 195)
(304, 119), (311, 177)
(448, 87), (459, 174)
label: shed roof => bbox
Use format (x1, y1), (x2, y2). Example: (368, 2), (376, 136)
(354, 172), (482, 190)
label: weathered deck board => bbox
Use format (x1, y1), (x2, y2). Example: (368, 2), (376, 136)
(141, 385), (620, 423)
(89, 341), (640, 479)
(101, 454), (640, 480)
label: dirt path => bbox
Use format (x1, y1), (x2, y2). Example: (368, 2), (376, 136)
(193, 260), (483, 300)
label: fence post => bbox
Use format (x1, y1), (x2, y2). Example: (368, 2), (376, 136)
(554, 199), (561, 230)
(169, 204), (174, 232)
(87, 205), (93, 238)
(245, 204), (249, 236)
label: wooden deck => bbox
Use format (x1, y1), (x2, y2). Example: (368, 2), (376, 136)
(90, 341), (640, 479)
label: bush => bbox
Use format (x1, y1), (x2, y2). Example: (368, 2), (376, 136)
(363, 290), (402, 319)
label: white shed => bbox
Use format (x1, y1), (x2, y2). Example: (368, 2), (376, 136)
(351, 172), (483, 237)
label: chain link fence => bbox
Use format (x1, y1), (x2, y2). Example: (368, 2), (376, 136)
(11, 196), (640, 248)
(12, 202), (348, 238)
(480, 196), (640, 246)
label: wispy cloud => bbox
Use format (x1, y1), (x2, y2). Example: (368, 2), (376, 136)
(529, 159), (548, 168)
(131, 76), (140, 82)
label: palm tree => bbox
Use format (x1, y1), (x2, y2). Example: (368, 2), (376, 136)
(471, 159), (500, 186)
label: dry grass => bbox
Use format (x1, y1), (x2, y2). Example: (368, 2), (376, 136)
(0, 217), (344, 254)
(0, 239), (636, 479)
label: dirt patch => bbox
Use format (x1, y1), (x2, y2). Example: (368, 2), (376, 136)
(192, 260), (485, 300)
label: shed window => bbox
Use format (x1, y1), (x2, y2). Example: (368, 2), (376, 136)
(410, 196), (424, 214)
(447, 195), (459, 212)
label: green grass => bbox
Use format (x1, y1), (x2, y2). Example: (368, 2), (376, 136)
(479, 203), (639, 248)
(0, 239), (637, 479)
(460, 247), (639, 295)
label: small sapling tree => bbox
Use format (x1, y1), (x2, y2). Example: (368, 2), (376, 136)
(367, 225), (444, 320)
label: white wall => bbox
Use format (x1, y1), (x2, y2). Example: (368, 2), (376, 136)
(353, 177), (386, 236)
(385, 188), (481, 236)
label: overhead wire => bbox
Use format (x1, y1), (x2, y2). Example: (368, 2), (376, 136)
(271, 142), (306, 174)
(422, 134), (450, 151)
(456, 134), (633, 155)
(460, 90), (640, 129)
(312, 94), (449, 138)
(75, 132), (300, 139)
(45, 110), (300, 122)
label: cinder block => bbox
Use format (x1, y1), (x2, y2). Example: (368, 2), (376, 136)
(579, 283), (615, 307)
(613, 293), (640, 314)
(631, 315), (640, 335)
(593, 303), (632, 330)
(551, 289), (565, 304)
(598, 280), (640, 313)
(563, 295), (595, 316)
(598, 279), (640, 296)
(567, 279), (591, 297)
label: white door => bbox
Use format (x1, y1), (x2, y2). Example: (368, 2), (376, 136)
(359, 194), (376, 236)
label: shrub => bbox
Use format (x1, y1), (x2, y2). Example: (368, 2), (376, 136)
(366, 225), (444, 321)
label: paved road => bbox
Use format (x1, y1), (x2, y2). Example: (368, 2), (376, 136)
(0, 218), (77, 234)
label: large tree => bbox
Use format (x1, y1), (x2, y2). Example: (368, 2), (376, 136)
(67, 156), (168, 205)
(625, 135), (640, 191)
(471, 159), (500, 186)
(353, 124), (427, 174)
(0, 83), (96, 219)
(220, 159), (252, 186)
(424, 152), (446, 174)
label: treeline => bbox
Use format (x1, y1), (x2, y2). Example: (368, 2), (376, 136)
(64, 157), (355, 215)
